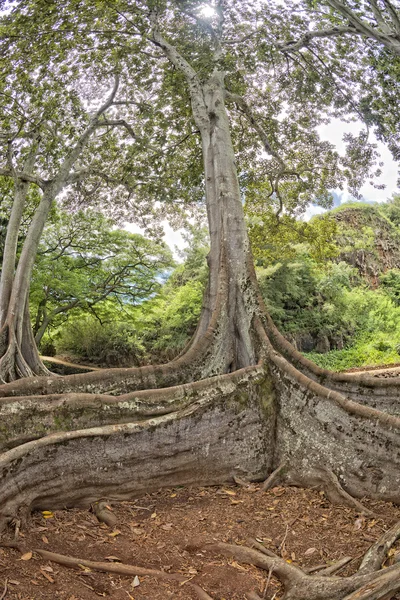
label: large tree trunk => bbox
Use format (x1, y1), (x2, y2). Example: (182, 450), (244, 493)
(0, 187), (55, 382)
(0, 65), (399, 600)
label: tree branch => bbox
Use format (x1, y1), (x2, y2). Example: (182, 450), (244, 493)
(149, 13), (209, 130)
(0, 168), (45, 189)
(95, 119), (136, 138)
(277, 25), (358, 52)
(326, 0), (400, 54)
(225, 92), (285, 169)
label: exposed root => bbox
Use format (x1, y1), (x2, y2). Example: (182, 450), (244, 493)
(260, 463), (287, 491)
(319, 470), (374, 516)
(358, 519), (400, 574)
(247, 538), (281, 559)
(342, 566), (400, 599)
(317, 557), (354, 576)
(196, 523), (400, 600)
(308, 556), (353, 576)
(190, 583), (215, 600)
(284, 467), (375, 515)
(34, 548), (186, 581)
(8, 546), (214, 599)
(92, 501), (117, 529)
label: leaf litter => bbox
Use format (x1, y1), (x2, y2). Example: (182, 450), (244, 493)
(0, 484), (399, 599)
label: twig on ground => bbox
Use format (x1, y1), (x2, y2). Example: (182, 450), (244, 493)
(0, 579), (7, 600)
(279, 524), (289, 557)
(263, 565), (274, 598)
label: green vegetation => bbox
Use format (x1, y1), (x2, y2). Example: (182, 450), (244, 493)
(31, 196), (400, 371)
(254, 196), (400, 371)
(36, 196), (400, 372)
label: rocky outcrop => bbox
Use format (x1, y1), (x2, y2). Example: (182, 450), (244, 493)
(333, 204), (400, 284)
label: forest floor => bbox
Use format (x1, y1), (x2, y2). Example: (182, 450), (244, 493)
(0, 483), (399, 600)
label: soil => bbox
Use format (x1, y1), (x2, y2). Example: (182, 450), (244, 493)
(0, 484), (399, 600)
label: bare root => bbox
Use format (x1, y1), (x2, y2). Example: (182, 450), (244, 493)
(260, 463), (286, 491)
(358, 519), (400, 574)
(92, 501), (118, 529)
(196, 520), (400, 600)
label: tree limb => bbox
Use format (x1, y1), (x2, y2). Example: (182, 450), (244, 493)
(277, 25), (358, 52)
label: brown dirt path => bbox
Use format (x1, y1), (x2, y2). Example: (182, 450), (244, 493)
(0, 484), (399, 599)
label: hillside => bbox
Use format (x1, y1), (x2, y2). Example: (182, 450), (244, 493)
(332, 203), (400, 284)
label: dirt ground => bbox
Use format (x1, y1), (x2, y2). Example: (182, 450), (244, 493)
(0, 483), (399, 600)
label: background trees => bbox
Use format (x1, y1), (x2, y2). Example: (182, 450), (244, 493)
(30, 208), (173, 346)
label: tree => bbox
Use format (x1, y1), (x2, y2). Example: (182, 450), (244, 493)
(0, 69), (130, 381)
(0, 3), (400, 598)
(30, 208), (173, 345)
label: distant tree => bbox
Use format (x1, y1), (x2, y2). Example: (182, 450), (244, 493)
(30, 209), (173, 345)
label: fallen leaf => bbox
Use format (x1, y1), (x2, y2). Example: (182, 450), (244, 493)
(161, 523), (173, 531)
(8, 580), (21, 585)
(131, 528), (145, 536)
(222, 489), (236, 496)
(132, 575), (140, 588)
(105, 556), (121, 562)
(271, 487), (285, 496)
(42, 511), (54, 519)
(151, 512), (157, 519)
(354, 517), (365, 530)
(170, 493), (177, 498)
(108, 530), (121, 537)
(41, 566), (53, 572)
(304, 547), (317, 556)
(42, 536), (49, 544)
(230, 499), (244, 505)
(20, 552), (32, 561)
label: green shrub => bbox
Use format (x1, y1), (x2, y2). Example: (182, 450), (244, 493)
(57, 317), (145, 367)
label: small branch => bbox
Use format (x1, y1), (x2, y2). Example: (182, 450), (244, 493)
(225, 92), (285, 169)
(95, 119), (136, 138)
(277, 25), (358, 52)
(381, 0), (400, 35)
(263, 565), (274, 598)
